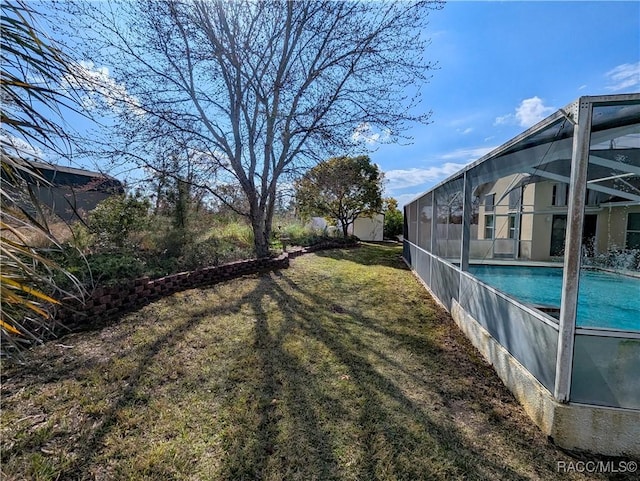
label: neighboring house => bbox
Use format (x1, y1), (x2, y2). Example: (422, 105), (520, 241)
(474, 168), (640, 261)
(3, 160), (124, 222)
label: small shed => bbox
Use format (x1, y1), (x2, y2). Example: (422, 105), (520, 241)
(350, 214), (384, 241)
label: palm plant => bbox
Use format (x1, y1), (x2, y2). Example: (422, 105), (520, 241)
(1, 0), (85, 359)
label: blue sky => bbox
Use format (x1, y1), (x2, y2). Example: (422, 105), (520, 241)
(375, 1), (640, 206)
(7, 1), (639, 207)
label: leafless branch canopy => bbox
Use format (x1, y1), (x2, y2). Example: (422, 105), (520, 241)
(56, 0), (441, 256)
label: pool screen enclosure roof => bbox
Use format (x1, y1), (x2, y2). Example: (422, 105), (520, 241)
(413, 94), (640, 205)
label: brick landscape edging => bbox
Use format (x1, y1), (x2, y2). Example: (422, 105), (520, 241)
(55, 241), (355, 332)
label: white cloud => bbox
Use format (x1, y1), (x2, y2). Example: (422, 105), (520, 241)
(385, 162), (467, 190)
(0, 133), (44, 159)
(515, 97), (555, 128)
(394, 192), (422, 208)
(352, 122), (390, 144)
(384, 144), (496, 193)
(456, 127), (473, 135)
(493, 114), (513, 126)
(63, 61), (145, 116)
(440, 146), (496, 163)
(605, 62), (640, 92)
(495, 97), (555, 128)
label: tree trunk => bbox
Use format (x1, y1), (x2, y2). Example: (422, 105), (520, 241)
(251, 211), (272, 259)
(342, 222), (349, 238)
(249, 183), (278, 258)
(253, 229), (271, 258)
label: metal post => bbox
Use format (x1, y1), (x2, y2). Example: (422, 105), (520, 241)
(415, 199), (421, 250)
(515, 187), (523, 260)
(460, 172), (472, 272)
(554, 98), (592, 402)
(403, 205), (407, 240)
(459, 173), (472, 301)
(403, 204), (411, 264)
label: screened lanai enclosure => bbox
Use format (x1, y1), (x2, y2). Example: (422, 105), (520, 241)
(403, 94), (640, 455)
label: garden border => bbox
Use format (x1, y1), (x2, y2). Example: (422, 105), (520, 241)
(54, 241), (354, 333)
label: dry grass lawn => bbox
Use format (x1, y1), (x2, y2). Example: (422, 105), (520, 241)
(0, 243), (628, 480)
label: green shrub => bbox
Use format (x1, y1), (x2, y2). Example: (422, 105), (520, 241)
(69, 222), (95, 253)
(382, 198), (403, 239)
(85, 253), (147, 283)
(53, 250), (146, 287)
(178, 238), (222, 270)
(55, 215), (359, 290)
(384, 209), (403, 239)
(278, 223), (321, 246)
(215, 222), (254, 249)
(88, 195), (151, 249)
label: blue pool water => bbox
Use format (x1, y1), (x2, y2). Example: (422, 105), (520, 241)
(468, 265), (640, 331)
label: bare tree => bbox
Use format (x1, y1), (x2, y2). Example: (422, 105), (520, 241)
(56, 0), (442, 257)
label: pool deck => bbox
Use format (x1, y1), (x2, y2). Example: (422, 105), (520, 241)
(447, 258), (640, 277)
(440, 258), (564, 267)
(469, 260), (640, 279)
(469, 259), (563, 267)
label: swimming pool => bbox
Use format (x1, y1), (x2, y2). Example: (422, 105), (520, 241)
(468, 265), (640, 331)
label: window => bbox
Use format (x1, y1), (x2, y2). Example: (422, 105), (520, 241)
(508, 214), (517, 239)
(484, 214), (494, 239)
(550, 215), (567, 256)
(552, 183), (569, 206)
(508, 188), (521, 210)
(627, 213), (640, 249)
(484, 193), (495, 212)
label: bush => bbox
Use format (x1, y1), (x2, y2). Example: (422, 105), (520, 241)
(151, 219), (255, 271)
(84, 253), (147, 284)
(177, 238), (222, 271)
(69, 222), (95, 253)
(384, 209), (403, 239)
(216, 222), (254, 249)
(51, 249), (148, 287)
(88, 195), (151, 249)
(279, 223), (324, 246)
(55, 213), (358, 290)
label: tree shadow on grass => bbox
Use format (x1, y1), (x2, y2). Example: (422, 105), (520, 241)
(54, 307), (212, 479)
(2, 261), (607, 480)
(2, 293), (256, 479)
(216, 279), (343, 480)
(249, 270), (537, 480)
(263, 267), (612, 479)
(4, 278), (346, 480)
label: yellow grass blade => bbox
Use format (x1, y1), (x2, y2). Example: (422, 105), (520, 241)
(1, 276), (61, 304)
(0, 288), (52, 319)
(0, 319), (22, 335)
(23, 302), (51, 319)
